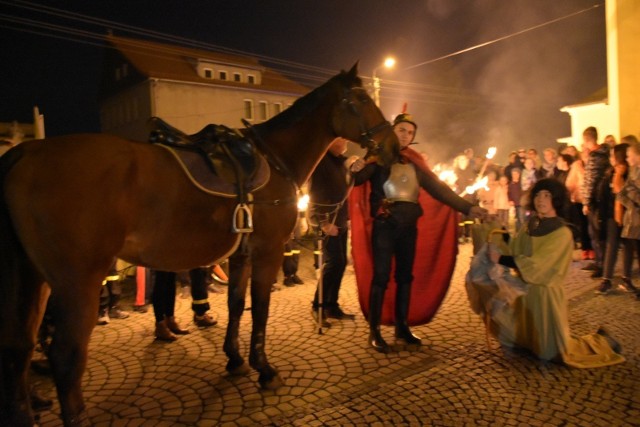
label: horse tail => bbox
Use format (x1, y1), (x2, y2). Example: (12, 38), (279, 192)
(0, 147), (27, 340)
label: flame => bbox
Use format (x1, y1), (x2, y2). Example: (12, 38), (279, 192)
(438, 169), (458, 187)
(464, 176), (489, 195)
(297, 194), (310, 212)
(486, 147), (497, 160)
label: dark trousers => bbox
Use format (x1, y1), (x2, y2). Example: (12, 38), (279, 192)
(371, 217), (417, 290)
(152, 270), (176, 323)
(602, 218), (621, 280)
(282, 239), (300, 277)
(313, 230), (348, 310)
(99, 280), (122, 310)
(622, 238), (640, 278)
(570, 203), (591, 250)
(189, 268), (210, 316)
(587, 210), (604, 266)
(99, 261), (121, 310)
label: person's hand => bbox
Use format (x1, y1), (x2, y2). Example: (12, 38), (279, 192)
(583, 205), (590, 215)
(348, 157), (365, 173)
(468, 206), (488, 220)
(321, 223), (339, 236)
(487, 243), (501, 264)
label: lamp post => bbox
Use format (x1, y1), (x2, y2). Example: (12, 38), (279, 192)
(372, 57), (396, 107)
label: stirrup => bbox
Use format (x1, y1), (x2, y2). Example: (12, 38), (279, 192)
(232, 203), (253, 233)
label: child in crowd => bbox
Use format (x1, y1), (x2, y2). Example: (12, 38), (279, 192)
(508, 168), (523, 231)
(495, 174), (510, 229)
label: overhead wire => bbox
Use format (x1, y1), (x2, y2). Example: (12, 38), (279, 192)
(1, 0), (604, 108)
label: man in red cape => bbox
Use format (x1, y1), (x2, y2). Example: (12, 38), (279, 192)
(350, 112), (485, 353)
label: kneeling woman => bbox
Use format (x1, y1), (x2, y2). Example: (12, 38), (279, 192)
(482, 179), (624, 368)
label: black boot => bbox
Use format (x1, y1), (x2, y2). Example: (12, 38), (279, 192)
(394, 282), (422, 347)
(368, 286), (390, 353)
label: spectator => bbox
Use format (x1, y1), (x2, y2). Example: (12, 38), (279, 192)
(538, 148), (558, 179)
(504, 151), (524, 183)
(581, 126), (610, 278)
(617, 137), (640, 299)
(507, 168), (524, 232)
(494, 174), (510, 229)
(97, 260), (129, 325)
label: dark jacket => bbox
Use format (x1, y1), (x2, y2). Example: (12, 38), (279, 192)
(308, 152), (351, 230)
(582, 144), (610, 208)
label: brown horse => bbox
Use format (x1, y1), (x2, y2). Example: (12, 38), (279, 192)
(0, 64), (399, 426)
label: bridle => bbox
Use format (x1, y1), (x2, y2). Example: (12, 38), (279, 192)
(336, 87), (392, 157)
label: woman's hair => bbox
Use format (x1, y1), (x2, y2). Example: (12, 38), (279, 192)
(628, 140), (640, 155)
(559, 153), (574, 167)
(620, 134), (638, 145)
(611, 143), (629, 167)
(527, 178), (569, 216)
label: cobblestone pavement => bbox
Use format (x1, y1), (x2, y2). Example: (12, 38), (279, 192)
(34, 243), (639, 426)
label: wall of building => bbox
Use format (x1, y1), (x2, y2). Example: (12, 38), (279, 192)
(151, 80), (297, 133)
(562, 103), (617, 147)
(614, 0), (640, 136)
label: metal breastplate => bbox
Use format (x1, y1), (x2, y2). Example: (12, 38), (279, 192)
(383, 163), (419, 202)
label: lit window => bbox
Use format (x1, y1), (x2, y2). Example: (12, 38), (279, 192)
(259, 101), (268, 121)
(219, 71), (227, 80)
(244, 100), (254, 120)
(233, 73), (241, 82)
(204, 68), (213, 79)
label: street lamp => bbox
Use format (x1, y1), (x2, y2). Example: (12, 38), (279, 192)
(372, 57), (396, 107)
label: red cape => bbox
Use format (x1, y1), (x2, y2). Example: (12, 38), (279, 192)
(349, 149), (460, 326)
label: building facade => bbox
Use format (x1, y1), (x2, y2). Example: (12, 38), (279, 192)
(559, 0), (640, 146)
(100, 35), (308, 141)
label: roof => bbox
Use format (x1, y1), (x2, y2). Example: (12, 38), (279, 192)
(105, 35), (308, 95)
(560, 86), (608, 110)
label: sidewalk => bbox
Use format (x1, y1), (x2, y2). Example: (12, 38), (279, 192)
(34, 243), (639, 426)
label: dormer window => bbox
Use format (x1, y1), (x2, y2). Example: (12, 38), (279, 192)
(247, 74), (256, 84)
(204, 68), (213, 79)
(233, 73), (241, 82)
(219, 71), (227, 80)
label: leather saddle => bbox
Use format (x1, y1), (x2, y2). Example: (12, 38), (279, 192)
(148, 117), (269, 198)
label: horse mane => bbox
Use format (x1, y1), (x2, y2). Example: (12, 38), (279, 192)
(258, 69), (363, 132)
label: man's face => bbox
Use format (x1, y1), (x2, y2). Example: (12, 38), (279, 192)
(582, 134), (596, 153)
(393, 122), (416, 148)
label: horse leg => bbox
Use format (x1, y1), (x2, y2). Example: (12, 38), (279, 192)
(47, 281), (102, 427)
(0, 272), (49, 427)
(223, 251), (251, 375)
(248, 254), (283, 390)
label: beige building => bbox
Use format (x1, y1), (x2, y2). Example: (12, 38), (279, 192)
(100, 35), (308, 141)
(559, 0), (639, 146)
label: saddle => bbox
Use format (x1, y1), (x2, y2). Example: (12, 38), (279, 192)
(148, 117), (270, 199)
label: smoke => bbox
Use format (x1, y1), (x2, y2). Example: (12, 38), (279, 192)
(389, 0), (606, 166)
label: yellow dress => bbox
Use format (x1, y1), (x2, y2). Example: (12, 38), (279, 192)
(474, 221), (625, 368)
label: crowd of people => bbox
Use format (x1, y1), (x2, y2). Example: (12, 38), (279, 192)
(450, 127), (640, 300)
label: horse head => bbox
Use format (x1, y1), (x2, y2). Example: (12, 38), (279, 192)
(330, 63), (400, 168)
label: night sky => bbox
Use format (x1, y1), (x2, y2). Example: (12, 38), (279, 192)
(1, 0), (606, 163)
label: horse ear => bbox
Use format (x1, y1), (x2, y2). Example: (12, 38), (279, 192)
(347, 62), (359, 78)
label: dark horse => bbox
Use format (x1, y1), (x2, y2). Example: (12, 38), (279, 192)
(0, 64), (399, 426)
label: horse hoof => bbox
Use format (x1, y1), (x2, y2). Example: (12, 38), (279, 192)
(259, 373), (283, 390)
(226, 360), (251, 376)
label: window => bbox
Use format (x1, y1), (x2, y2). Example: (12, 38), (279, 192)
(233, 72), (241, 82)
(259, 101), (268, 121)
(204, 68), (213, 79)
(247, 74), (256, 84)
(219, 71), (227, 80)
(243, 99), (254, 120)
(273, 103), (282, 115)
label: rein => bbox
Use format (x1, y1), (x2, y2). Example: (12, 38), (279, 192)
(241, 119), (300, 206)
